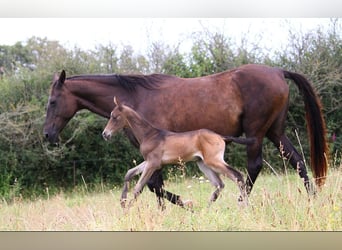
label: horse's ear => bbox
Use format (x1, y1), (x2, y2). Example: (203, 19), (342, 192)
(56, 70), (66, 88)
(53, 73), (59, 84)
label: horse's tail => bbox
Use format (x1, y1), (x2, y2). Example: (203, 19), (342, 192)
(283, 70), (328, 188)
(223, 136), (256, 145)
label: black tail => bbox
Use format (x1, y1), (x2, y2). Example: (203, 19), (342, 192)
(283, 70), (328, 187)
(223, 136), (256, 145)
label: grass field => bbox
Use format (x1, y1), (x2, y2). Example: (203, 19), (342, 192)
(0, 166), (341, 231)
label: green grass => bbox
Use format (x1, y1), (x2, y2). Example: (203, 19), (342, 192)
(0, 167), (340, 231)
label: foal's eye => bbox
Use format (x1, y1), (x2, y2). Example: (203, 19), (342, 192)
(110, 112), (120, 120)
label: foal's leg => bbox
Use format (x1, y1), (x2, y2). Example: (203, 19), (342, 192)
(205, 158), (247, 204)
(197, 160), (225, 204)
(224, 163), (247, 203)
(132, 160), (162, 204)
(124, 129), (183, 207)
(121, 161), (147, 207)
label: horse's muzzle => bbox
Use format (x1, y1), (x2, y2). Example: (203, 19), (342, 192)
(43, 129), (59, 144)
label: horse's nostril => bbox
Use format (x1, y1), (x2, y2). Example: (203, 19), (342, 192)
(44, 133), (49, 139)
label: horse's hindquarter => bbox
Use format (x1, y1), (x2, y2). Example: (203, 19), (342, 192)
(232, 65), (290, 137)
(140, 72), (244, 136)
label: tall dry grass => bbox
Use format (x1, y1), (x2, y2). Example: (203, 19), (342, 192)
(0, 162), (341, 231)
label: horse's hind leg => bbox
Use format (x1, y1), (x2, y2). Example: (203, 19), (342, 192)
(266, 105), (315, 194)
(269, 133), (314, 194)
(245, 138), (264, 196)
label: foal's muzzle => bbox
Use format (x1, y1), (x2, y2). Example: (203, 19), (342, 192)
(102, 130), (112, 141)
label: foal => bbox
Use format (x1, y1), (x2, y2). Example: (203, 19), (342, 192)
(102, 97), (254, 207)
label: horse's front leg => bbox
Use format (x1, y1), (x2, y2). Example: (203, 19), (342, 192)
(121, 161), (147, 208)
(147, 170), (185, 208)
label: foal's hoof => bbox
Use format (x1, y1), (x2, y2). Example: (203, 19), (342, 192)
(120, 199), (127, 208)
(238, 196), (249, 207)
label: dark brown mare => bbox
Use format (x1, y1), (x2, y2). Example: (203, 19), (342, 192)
(43, 64), (328, 207)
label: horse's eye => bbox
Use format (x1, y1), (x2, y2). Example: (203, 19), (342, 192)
(50, 100), (56, 106)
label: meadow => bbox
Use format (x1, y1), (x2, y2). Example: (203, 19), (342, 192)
(0, 165), (340, 231)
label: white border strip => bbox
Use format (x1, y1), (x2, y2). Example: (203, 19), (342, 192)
(0, 0), (341, 17)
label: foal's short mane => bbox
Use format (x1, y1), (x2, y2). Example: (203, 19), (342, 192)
(66, 73), (176, 92)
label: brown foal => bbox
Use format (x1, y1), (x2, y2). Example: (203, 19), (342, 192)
(102, 97), (254, 207)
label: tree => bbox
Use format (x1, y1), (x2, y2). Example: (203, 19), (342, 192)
(275, 19), (342, 156)
(0, 42), (33, 73)
(94, 43), (119, 73)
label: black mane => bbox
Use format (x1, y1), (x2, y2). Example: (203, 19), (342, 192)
(67, 73), (177, 92)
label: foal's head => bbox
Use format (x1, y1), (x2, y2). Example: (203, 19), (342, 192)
(102, 97), (126, 141)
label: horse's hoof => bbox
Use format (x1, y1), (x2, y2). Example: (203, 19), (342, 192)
(158, 203), (166, 211)
(182, 200), (193, 209)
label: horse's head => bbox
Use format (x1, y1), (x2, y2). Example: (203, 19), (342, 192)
(43, 70), (79, 144)
(102, 97), (126, 141)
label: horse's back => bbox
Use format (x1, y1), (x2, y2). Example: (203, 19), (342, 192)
(138, 64), (290, 137)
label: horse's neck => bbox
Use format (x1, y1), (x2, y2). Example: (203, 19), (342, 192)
(67, 79), (133, 118)
(123, 108), (158, 144)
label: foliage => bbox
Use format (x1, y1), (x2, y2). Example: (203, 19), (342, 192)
(273, 20), (342, 159)
(0, 19), (341, 200)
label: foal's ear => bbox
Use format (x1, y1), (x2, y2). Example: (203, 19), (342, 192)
(113, 97), (123, 110)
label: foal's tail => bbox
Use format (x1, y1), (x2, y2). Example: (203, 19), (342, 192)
(223, 136), (256, 145)
(283, 70), (329, 188)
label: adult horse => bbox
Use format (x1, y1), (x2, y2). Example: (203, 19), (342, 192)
(43, 64), (328, 207)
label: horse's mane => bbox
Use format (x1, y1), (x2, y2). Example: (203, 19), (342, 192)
(66, 73), (177, 92)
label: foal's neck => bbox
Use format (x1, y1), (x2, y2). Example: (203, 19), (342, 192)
(123, 107), (159, 144)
